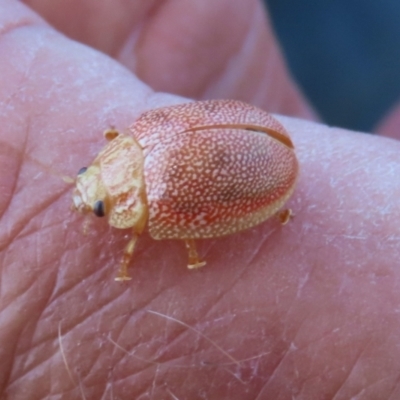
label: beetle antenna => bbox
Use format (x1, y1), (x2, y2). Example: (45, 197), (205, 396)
(25, 151), (75, 185)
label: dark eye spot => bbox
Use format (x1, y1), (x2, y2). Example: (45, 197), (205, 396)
(93, 200), (105, 217)
(78, 167), (88, 175)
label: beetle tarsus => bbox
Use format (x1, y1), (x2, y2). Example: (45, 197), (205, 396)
(104, 128), (120, 141)
(115, 272), (132, 281)
(115, 271), (132, 282)
(185, 239), (206, 269)
(277, 208), (293, 225)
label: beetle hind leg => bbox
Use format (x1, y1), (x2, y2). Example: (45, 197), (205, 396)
(115, 232), (139, 281)
(277, 208), (294, 225)
(185, 239), (206, 269)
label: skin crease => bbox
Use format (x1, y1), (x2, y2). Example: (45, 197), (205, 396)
(0, 0), (400, 399)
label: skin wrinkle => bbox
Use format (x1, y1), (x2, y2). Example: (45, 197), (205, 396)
(73, 352), (106, 396)
(331, 339), (375, 400)
(0, 185), (70, 253)
(170, 264), (274, 370)
(150, 363), (161, 400)
(296, 350), (368, 398)
(148, 310), (239, 366)
(102, 382), (114, 400)
(127, 320), (209, 369)
(21, 292), (114, 367)
(343, 336), (400, 399)
(281, 261), (319, 329)
(290, 319), (343, 354)
(134, 269), (246, 367)
(1, 103), (75, 258)
(33, 274), (197, 378)
(252, 310), (341, 398)
(182, 244), (260, 322)
(15, 339), (105, 399)
(41, 378), (89, 400)
(101, 363), (159, 392)
(49, 388), (87, 400)
(122, 354), (187, 384)
(0, 17), (55, 226)
(387, 379), (400, 400)
(107, 327), (269, 389)
(253, 345), (296, 400)
(11, 282), (56, 348)
(167, 388), (180, 400)
(22, 274), (57, 344)
(0, 328), (19, 393)
(10, 342), (64, 390)
(245, 227), (278, 266)
(1, 253), (56, 320)
(46, 240), (122, 300)
(40, 284), (129, 342)
(0, 121), (29, 227)
(97, 258), (245, 356)
(350, 375), (398, 400)
(0, 277), (56, 392)
(17, 262), (113, 356)
(52, 231), (118, 288)
(19, 212), (72, 247)
(108, 335), (166, 367)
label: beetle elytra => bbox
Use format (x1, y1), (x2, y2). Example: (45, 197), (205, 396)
(72, 100), (299, 281)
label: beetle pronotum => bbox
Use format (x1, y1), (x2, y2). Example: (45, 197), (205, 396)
(72, 100), (299, 281)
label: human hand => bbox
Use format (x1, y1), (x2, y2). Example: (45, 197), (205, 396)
(1, 1), (400, 399)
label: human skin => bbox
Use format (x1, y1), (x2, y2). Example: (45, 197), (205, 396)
(1, 0), (400, 399)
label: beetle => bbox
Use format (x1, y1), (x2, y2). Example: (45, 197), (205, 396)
(72, 100), (299, 281)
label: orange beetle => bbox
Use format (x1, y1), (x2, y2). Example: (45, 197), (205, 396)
(72, 100), (299, 281)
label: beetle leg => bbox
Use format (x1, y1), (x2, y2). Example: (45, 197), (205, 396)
(103, 128), (120, 141)
(115, 232), (139, 281)
(185, 239), (206, 269)
(277, 208), (294, 225)
(81, 216), (91, 235)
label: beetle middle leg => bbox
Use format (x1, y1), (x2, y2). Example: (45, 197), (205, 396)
(115, 232), (139, 281)
(185, 239), (206, 269)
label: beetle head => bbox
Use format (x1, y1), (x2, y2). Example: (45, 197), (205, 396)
(72, 164), (108, 217)
(72, 134), (148, 232)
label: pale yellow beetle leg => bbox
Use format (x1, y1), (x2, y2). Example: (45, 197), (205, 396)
(103, 128), (120, 141)
(277, 208), (294, 225)
(115, 232), (139, 281)
(185, 239), (206, 269)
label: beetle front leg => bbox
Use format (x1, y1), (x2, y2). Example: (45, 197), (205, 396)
(185, 239), (206, 269)
(115, 231), (139, 281)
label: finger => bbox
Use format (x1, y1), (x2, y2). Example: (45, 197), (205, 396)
(23, 0), (153, 55)
(376, 101), (400, 139)
(23, 0), (316, 119)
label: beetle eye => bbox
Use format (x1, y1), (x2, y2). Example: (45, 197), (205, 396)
(93, 200), (106, 217)
(78, 167), (88, 175)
